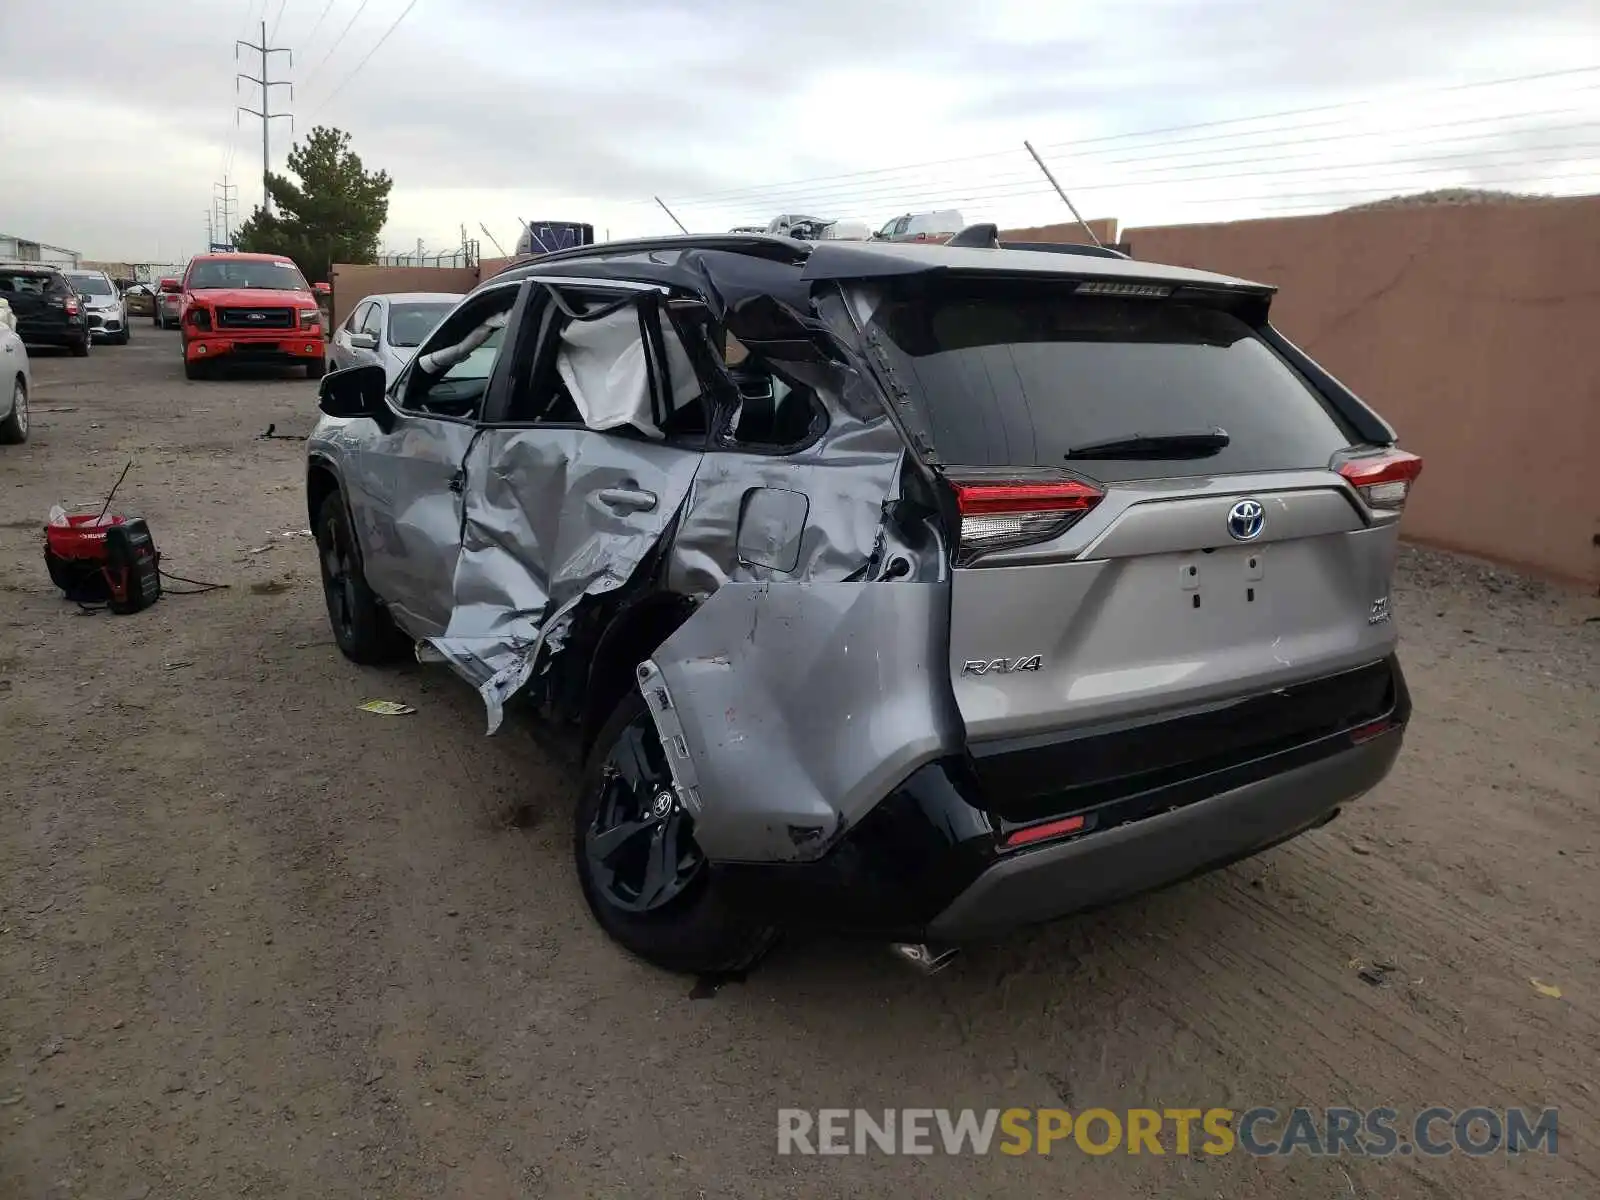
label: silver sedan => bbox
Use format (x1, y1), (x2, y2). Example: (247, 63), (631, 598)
(326, 292), (462, 385)
(1, 319), (30, 444)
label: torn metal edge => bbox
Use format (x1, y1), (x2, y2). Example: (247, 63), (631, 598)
(635, 658), (704, 816)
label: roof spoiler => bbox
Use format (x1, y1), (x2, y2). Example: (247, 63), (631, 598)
(941, 225), (1132, 260)
(1000, 240), (1130, 260)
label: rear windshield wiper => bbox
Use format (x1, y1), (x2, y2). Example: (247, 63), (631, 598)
(1064, 427), (1230, 460)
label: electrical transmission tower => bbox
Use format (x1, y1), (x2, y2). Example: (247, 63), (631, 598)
(213, 177), (239, 246)
(236, 20), (293, 216)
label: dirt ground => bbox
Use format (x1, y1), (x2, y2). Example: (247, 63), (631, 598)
(1, 329), (1597, 1200)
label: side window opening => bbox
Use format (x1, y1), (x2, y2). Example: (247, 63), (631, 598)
(502, 286), (707, 440)
(344, 302), (371, 334)
(717, 332), (825, 451)
(360, 304), (383, 338)
(400, 285), (519, 419)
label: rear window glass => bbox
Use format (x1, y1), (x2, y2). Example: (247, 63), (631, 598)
(388, 301), (455, 347)
(856, 279), (1353, 481)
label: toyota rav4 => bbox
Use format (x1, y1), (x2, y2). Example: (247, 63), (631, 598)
(305, 232), (1420, 974)
(180, 251), (327, 379)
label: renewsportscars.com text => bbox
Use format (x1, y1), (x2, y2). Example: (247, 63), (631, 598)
(777, 1106), (1559, 1157)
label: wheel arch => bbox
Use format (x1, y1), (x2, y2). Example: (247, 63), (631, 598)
(581, 590), (699, 759)
(306, 455), (355, 551)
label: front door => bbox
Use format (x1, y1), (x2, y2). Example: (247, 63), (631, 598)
(344, 281), (526, 637)
(433, 277), (707, 730)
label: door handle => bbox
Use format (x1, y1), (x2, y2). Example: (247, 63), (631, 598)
(597, 487), (657, 513)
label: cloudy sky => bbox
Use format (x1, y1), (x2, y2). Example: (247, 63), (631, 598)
(2, 0), (1597, 262)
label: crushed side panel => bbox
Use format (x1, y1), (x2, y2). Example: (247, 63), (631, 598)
(644, 580), (963, 864)
(429, 427), (701, 732)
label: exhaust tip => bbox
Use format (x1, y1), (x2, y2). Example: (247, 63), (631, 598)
(890, 943), (960, 974)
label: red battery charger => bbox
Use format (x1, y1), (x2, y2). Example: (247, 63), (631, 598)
(44, 513), (163, 613)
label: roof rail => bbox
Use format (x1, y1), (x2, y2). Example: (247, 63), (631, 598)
(492, 232), (810, 276)
(998, 240), (1130, 260)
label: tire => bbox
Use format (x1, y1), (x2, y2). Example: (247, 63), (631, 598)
(116, 328), (130, 345)
(70, 336), (89, 358)
(314, 492), (410, 664)
(305, 358), (325, 381)
(574, 690), (779, 975)
(0, 375), (27, 444)
(183, 356), (207, 380)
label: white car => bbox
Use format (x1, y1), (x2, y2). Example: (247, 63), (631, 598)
(64, 269), (131, 345)
(327, 291), (461, 384)
(2, 319), (30, 444)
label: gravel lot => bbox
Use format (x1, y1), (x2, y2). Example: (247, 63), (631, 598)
(2, 329), (1597, 1199)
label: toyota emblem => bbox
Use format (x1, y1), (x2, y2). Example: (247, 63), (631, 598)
(1227, 499), (1265, 542)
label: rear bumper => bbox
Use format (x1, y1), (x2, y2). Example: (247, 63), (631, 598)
(713, 655), (1411, 943)
(926, 730), (1398, 941)
(18, 323), (87, 347)
(185, 334), (324, 362)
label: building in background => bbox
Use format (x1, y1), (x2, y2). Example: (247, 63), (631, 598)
(0, 233), (81, 267)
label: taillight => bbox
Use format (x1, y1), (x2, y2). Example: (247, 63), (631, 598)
(188, 306), (211, 332)
(64, 297), (80, 316)
(950, 474), (1104, 559)
(1338, 449), (1423, 512)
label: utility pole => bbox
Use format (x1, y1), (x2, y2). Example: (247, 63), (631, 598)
(236, 20), (293, 216)
(205, 210), (215, 248)
(213, 177), (239, 245)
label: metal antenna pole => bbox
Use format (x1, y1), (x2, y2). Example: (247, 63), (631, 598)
(1023, 140), (1103, 248)
(654, 196), (689, 235)
(236, 20), (294, 215)
(478, 223), (508, 258)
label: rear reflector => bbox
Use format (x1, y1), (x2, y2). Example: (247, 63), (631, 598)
(1349, 718), (1394, 745)
(951, 477), (1104, 558)
(1074, 281), (1172, 298)
(1003, 815), (1087, 848)
(1338, 449), (1423, 512)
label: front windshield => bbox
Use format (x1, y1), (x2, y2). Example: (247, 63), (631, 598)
(67, 274), (114, 296)
(388, 301), (455, 348)
(187, 259), (309, 291)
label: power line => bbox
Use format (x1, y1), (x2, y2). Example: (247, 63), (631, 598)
(267, 0), (289, 42)
(300, 0), (337, 56)
(654, 65), (1600, 210)
(653, 107), (1600, 220)
(221, 0), (263, 182)
(303, 0), (371, 91)
(307, 0), (420, 117)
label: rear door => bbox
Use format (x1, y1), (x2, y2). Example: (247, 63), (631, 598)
(850, 275), (1410, 744)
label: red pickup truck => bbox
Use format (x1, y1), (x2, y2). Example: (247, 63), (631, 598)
(178, 252), (330, 380)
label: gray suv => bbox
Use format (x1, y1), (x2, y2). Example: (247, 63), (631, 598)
(306, 233), (1420, 974)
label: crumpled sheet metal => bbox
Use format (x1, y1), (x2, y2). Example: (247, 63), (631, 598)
(665, 400), (906, 597)
(428, 426), (701, 733)
(643, 580), (964, 864)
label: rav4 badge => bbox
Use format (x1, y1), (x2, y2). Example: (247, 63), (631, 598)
(962, 655), (1043, 676)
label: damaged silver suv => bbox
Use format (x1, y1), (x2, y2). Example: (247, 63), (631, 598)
(306, 232), (1421, 974)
